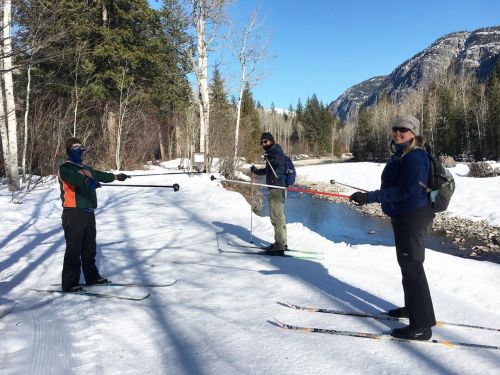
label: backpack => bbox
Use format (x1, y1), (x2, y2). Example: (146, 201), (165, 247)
(419, 152), (455, 212)
(284, 155), (296, 186)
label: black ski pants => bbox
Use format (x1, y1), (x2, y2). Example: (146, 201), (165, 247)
(391, 204), (436, 329)
(61, 209), (101, 291)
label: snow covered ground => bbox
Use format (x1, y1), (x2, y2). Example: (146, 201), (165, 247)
(1, 160), (499, 374)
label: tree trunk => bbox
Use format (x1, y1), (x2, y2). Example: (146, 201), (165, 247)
(2, 0), (20, 190)
(194, 0), (210, 157)
(22, 60), (33, 179)
(158, 123), (167, 160)
(234, 66), (246, 161)
(0, 75), (11, 181)
(108, 110), (117, 166)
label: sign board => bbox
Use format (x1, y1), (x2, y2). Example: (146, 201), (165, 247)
(194, 153), (205, 163)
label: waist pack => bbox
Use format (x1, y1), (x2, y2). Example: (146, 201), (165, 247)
(419, 153), (455, 212)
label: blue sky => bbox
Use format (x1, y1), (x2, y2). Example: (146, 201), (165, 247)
(151, 0), (500, 110)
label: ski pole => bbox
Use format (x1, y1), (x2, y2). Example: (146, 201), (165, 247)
(250, 173), (254, 244)
(101, 183), (180, 192)
(211, 176), (349, 199)
(127, 172), (204, 177)
(329, 179), (368, 192)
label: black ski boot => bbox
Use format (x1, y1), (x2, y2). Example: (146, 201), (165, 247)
(391, 325), (432, 340)
(87, 277), (111, 286)
(68, 286), (85, 292)
(386, 307), (409, 318)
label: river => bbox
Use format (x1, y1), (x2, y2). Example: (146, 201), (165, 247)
(260, 187), (497, 262)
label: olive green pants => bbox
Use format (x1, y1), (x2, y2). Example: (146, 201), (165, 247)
(269, 188), (287, 246)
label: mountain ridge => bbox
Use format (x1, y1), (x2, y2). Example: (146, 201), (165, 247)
(328, 26), (500, 121)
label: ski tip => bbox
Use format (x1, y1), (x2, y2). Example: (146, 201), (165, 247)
(272, 317), (286, 326)
(276, 301), (292, 309)
(268, 318), (284, 329)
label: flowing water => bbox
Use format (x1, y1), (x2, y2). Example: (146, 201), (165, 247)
(260, 188), (499, 263)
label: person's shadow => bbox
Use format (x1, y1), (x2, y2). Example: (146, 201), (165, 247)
(212, 221), (399, 330)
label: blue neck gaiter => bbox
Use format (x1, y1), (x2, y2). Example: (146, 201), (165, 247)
(67, 148), (84, 164)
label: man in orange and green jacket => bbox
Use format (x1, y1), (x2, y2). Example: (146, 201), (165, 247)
(58, 137), (129, 291)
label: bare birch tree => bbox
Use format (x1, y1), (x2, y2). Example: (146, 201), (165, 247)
(1, 0), (20, 190)
(230, 7), (269, 162)
(189, 0), (230, 159)
(115, 66), (136, 170)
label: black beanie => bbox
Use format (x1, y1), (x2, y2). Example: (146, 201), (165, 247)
(65, 137), (83, 154)
(260, 132), (275, 142)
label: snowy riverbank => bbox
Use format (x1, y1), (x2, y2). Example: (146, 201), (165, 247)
(296, 161), (500, 259)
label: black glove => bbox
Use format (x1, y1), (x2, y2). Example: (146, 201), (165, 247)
(86, 178), (101, 190)
(350, 191), (369, 206)
(115, 173), (130, 181)
(250, 165), (257, 173)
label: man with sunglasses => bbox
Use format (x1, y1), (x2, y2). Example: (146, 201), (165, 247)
(58, 137), (130, 291)
(349, 115), (436, 341)
(250, 132), (288, 255)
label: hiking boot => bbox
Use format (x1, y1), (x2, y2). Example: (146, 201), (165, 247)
(86, 277), (111, 286)
(264, 249), (285, 256)
(391, 325), (432, 341)
(68, 286), (85, 292)
(263, 243), (276, 251)
(386, 307), (409, 318)
(264, 242), (285, 256)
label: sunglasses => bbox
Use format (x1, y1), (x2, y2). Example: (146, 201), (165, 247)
(71, 144), (85, 150)
(392, 127), (411, 134)
(261, 140), (270, 144)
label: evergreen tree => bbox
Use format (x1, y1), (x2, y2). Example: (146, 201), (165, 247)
(239, 83), (261, 161)
(301, 94), (332, 154)
(209, 67), (233, 155)
(486, 58), (500, 159)
(13, 0), (192, 173)
(290, 98), (303, 145)
(352, 105), (375, 160)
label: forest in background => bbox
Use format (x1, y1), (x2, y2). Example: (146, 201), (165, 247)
(1, 0), (499, 192)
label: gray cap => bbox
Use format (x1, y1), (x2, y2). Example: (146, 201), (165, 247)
(391, 115), (420, 135)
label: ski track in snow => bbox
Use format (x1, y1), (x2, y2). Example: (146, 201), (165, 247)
(29, 301), (75, 374)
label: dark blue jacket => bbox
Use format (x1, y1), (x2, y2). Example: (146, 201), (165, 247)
(254, 143), (286, 187)
(367, 146), (430, 217)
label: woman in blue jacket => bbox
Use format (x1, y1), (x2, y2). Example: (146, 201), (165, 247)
(350, 115), (436, 341)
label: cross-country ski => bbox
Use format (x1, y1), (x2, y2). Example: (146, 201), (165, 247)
(269, 318), (500, 351)
(278, 301), (500, 332)
(49, 280), (178, 288)
(32, 288), (151, 301)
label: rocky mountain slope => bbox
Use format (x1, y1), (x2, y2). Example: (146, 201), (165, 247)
(329, 26), (500, 121)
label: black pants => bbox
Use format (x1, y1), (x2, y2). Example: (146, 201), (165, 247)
(61, 209), (101, 291)
(391, 205), (436, 329)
